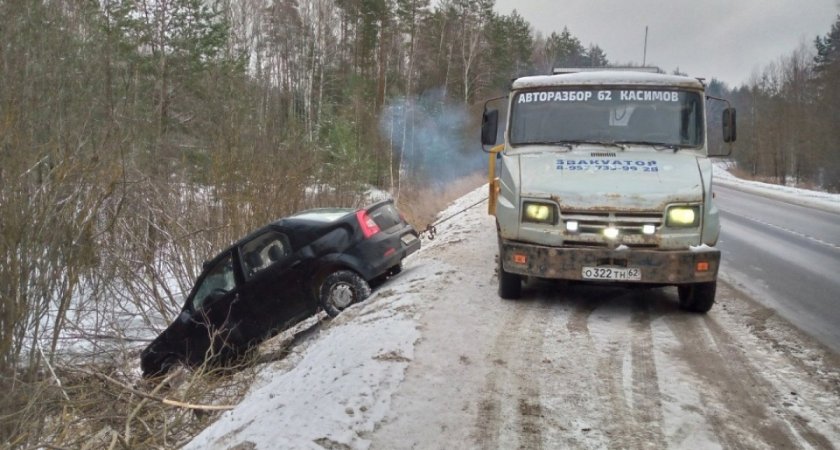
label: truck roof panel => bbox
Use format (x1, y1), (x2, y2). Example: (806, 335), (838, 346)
(512, 71), (705, 90)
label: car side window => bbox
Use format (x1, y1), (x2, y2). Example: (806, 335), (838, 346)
(240, 231), (291, 279)
(192, 254), (236, 310)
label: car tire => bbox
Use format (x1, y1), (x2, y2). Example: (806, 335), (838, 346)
(498, 253), (522, 300)
(320, 270), (371, 317)
(678, 281), (716, 313)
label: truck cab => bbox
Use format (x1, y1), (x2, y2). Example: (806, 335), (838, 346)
(481, 69), (736, 312)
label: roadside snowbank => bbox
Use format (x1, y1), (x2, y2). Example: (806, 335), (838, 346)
(185, 188), (490, 449)
(713, 162), (840, 213)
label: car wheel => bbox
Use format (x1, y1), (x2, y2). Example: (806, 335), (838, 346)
(319, 270), (371, 317)
(498, 251), (522, 300)
(678, 281), (716, 313)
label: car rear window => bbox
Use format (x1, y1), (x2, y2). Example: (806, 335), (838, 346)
(369, 203), (401, 230)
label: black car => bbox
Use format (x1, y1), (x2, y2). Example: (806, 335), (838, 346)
(140, 199), (420, 377)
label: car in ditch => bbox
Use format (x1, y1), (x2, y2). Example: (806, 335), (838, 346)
(140, 199), (421, 377)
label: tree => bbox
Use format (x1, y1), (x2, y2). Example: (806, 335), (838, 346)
(813, 14), (840, 190)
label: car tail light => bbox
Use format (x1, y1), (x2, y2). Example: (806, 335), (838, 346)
(356, 210), (381, 238)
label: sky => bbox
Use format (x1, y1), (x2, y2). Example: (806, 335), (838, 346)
(494, 0), (840, 87)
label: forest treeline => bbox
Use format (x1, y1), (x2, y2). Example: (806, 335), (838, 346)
(0, 0), (611, 381)
(711, 16), (840, 191)
(1, 0), (839, 446)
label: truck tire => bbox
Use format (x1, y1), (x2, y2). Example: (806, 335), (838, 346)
(678, 281), (716, 313)
(320, 270), (371, 317)
(498, 255), (522, 299)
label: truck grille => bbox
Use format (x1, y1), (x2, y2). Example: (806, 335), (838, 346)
(561, 210), (663, 247)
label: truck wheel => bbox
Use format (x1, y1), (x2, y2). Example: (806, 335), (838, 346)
(678, 281), (716, 313)
(498, 256), (522, 300)
(320, 270), (371, 317)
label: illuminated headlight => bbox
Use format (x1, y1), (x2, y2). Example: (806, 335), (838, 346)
(522, 202), (557, 224)
(642, 224), (656, 235)
(603, 227), (619, 239)
(666, 206), (700, 227)
(566, 220), (579, 232)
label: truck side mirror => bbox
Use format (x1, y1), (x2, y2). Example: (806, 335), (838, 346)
(722, 108), (737, 143)
(481, 109), (499, 146)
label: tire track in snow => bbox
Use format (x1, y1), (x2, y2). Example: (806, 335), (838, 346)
(472, 298), (527, 448)
(473, 296), (549, 449)
(665, 313), (800, 449)
(628, 303), (667, 449)
(550, 287), (667, 448)
(594, 301), (666, 449)
(700, 315), (836, 450)
(559, 289), (667, 449)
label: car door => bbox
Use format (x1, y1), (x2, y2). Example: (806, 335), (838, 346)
(235, 229), (311, 343)
(183, 250), (242, 365)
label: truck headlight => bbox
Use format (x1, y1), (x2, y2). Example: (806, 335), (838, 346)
(522, 201), (557, 225)
(666, 206), (700, 227)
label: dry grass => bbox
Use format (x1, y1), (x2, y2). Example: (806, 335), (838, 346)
(396, 172), (487, 230)
(1, 358), (259, 449)
(0, 173), (487, 449)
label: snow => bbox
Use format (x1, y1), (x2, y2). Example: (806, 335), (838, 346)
(713, 162), (840, 213)
(185, 166), (839, 449)
(185, 262), (429, 449)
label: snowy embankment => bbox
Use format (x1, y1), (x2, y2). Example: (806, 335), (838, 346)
(187, 169), (840, 449)
(185, 191), (488, 449)
(713, 162), (840, 213)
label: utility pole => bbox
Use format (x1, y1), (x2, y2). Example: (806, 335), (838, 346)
(643, 26), (648, 67)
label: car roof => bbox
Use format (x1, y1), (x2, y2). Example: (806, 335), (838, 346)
(287, 208), (355, 223)
(207, 201), (396, 263)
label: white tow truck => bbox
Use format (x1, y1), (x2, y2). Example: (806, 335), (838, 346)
(481, 68), (736, 312)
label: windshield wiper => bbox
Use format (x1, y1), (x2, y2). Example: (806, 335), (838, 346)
(614, 140), (682, 152)
(528, 139), (627, 150)
(517, 141), (575, 150)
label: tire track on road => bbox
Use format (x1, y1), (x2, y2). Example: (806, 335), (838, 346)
(562, 291), (667, 449)
(665, 313), (801, 449)
(701, 316), (836, 450)
(629, 303), (667, 449)
(473, 297), (550, 449)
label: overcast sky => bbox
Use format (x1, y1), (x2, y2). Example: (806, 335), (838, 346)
(494, 0), (840, 87)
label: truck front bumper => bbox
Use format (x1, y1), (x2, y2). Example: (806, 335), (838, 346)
(500, 239), (719, 285)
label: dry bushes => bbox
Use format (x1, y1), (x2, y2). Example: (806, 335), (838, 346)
(2, 360), (256, 449)
(395, 172), (487, 229)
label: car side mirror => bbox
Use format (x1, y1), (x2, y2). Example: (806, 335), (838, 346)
(481, 109), (499, 146)
(723, 108), (737, 143)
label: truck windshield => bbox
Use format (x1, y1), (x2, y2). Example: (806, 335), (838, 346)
(509, 88), (704, 148)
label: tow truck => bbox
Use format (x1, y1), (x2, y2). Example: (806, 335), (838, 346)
(481, 68), (736, 312)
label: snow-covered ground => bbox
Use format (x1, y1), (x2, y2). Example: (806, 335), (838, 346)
(713, 162), (840, 213)
(186, 166), (840, 449)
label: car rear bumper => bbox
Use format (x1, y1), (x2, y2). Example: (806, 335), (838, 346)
(500, 239), (719, 284)
(400, 230), (421, 257)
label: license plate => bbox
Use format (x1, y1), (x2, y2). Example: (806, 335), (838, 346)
(401, 234), (418, 246)
(582, 267), (641, 281)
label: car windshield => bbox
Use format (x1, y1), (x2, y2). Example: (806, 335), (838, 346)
(509, 88), (704, 148)
(192, 254), (236, 310)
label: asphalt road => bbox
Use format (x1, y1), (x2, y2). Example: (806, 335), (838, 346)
(714, 183), (840, 353)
